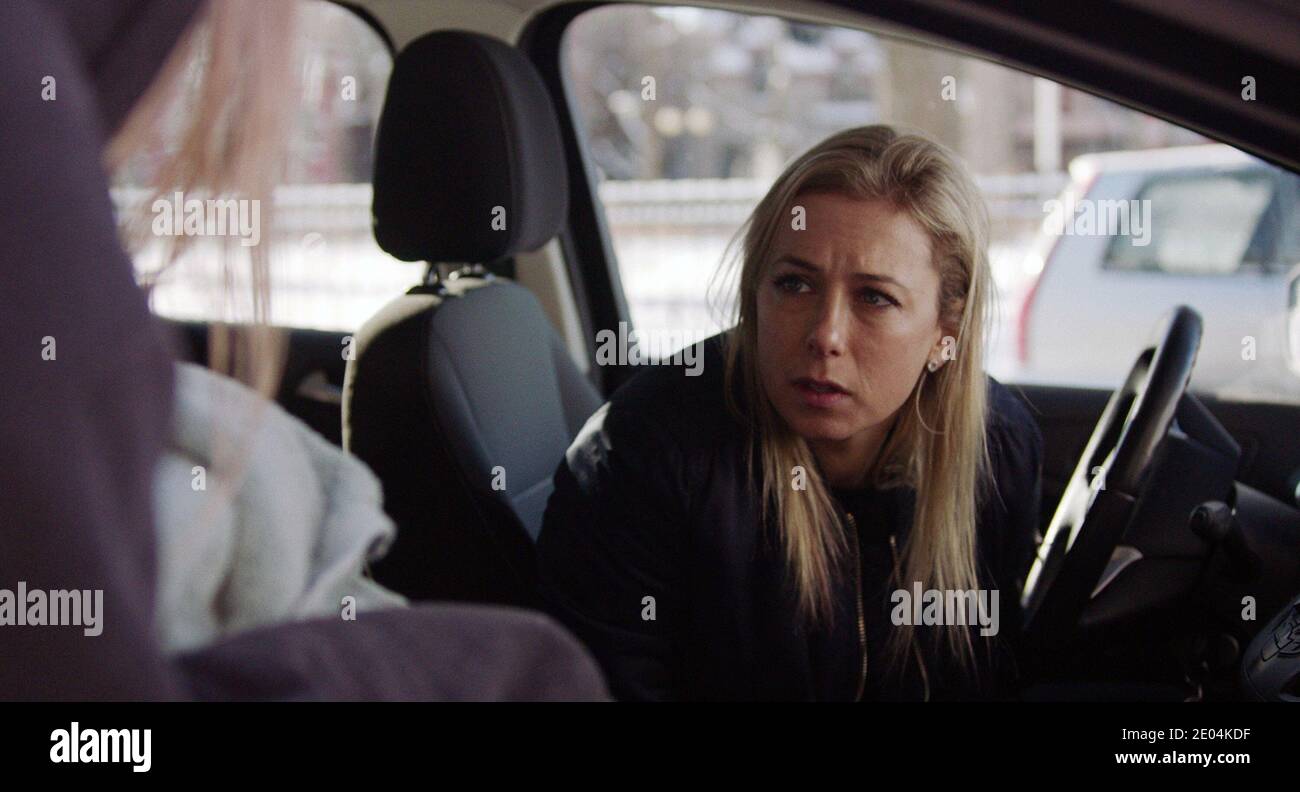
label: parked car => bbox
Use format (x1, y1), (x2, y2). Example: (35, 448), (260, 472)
(1018, 144), (1300, 402)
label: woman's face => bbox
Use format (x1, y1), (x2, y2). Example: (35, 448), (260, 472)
(755, 192), (949, 462)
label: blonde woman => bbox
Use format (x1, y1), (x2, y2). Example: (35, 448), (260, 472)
(537, 125), (1044, 701)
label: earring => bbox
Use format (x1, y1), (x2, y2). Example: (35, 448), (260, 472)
(926, 360), (939, 372)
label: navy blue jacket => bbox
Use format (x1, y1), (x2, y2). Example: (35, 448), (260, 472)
(537, 333), (1044, 701)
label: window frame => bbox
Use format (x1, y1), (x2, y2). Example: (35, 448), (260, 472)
(518, 0), (1300, 396)
(331, 1), (396, 56)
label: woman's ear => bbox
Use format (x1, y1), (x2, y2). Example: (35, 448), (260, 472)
(927, 325), (958, 371)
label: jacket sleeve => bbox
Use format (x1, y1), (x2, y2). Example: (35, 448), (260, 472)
(177, 604), (608, 702)
(982, 383), (1045, 697)
(0, 0), (187, 700)
(536, 401), (691, 701)
(995, 392), (1044, 604)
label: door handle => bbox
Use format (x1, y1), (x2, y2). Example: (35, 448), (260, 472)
(295, 369), (343, 406)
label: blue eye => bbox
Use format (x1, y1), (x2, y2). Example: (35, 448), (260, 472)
(774, 274), (810, 294)
(860, 288), (897, 308)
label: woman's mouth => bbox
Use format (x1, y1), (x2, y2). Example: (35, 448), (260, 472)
(792, 377), (850, 408)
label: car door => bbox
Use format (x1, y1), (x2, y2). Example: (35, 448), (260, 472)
(166, 319), (355, 446)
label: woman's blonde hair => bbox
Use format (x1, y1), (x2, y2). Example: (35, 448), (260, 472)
(108, 0), (300, 397)
(719, 124), (996, 679)
(106, 0), (301, 528)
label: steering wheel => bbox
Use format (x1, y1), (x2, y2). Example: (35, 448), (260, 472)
(1020, 305), (1202, 644)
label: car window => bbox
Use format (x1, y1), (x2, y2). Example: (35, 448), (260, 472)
(561, 4), (1300, 404)
(112, 0), (419, 332)
(1104, 169), (1281, 276)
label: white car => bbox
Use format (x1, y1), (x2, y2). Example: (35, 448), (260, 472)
(1017, 144), (1300, 402)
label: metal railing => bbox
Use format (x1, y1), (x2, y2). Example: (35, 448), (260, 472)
(114, 173), (1067, 334)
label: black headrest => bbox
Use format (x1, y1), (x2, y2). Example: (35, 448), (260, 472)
(372, 30), (570, 264)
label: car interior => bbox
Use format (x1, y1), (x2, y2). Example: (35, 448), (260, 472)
(160, 0), (1300, 702)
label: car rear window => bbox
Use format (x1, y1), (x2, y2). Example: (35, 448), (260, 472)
(1104, 168), (1286, 276)
(112, 0), (419, 332)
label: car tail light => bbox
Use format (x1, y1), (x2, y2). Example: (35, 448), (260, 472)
(1015, 248), (1052, 365)
(1288, 266), (1300, 376)
(1016, 171), (1098, 366)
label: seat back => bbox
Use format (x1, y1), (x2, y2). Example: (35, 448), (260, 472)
(343, 30), (600, 605)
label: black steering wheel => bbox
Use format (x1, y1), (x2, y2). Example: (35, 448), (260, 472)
(1020, 305), (1202, 643)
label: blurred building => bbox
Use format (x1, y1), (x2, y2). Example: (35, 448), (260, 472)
(564, 6), (1205, 183)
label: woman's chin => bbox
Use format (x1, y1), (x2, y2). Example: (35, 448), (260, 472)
(782, 412), (856, 444)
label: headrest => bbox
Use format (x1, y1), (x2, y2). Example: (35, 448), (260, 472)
(372, 30), (570, 264)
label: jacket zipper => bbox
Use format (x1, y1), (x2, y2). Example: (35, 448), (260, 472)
(844, 510), (931, 702)
(845, 513), (868, 702)
(888, 534), (931, 702)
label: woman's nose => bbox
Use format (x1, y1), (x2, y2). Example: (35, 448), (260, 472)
(806, 291), (848, 357)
